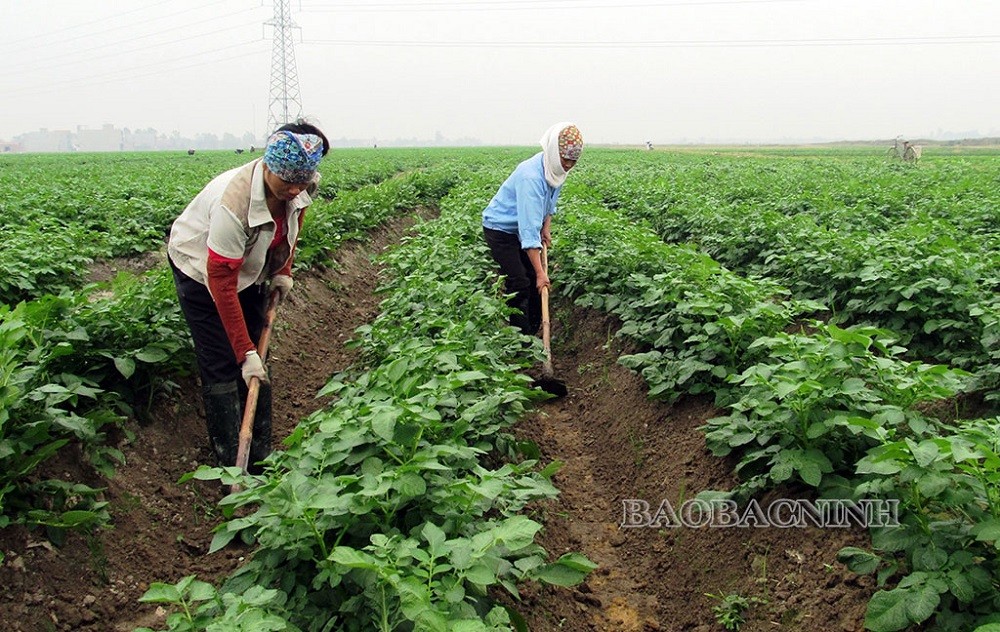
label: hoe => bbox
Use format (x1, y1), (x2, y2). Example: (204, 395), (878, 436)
(532, 244), (568, 398)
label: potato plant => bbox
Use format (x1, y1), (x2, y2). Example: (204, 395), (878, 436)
(583, 149), (999, 403)
(0, 152), (476, 542)
(139, 167), (593, 631)
(550, 157), (1000, 631)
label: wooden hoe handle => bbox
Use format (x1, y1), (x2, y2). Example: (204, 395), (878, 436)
(234, 294), (279, 477)
(541, 245), (554, 378)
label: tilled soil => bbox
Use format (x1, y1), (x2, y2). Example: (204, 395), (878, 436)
(0, 213), (425, 632)
(513, 306), (876, 632)
(1, 217), (876, 632)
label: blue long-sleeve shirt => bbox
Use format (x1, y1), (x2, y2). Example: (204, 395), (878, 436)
(482, 152), (561, 250)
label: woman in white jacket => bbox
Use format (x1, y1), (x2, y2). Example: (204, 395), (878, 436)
(167, 120), (329, 472)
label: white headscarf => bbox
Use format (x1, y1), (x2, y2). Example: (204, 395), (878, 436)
(539, 121), (576, 188)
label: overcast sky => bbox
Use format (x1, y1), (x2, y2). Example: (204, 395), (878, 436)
(1, 0), (998, 145)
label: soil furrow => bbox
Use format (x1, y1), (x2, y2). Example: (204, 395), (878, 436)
(516, 306), (875, 632)
(0, 212), (427, 632)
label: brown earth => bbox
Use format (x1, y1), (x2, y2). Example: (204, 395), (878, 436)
(0, 214), (876, 632)
(0, 213), (424, 632)
(514, 306), (876, 632)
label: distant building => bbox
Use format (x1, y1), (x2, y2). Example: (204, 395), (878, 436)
(8, 125), (264, 153)
(18, 128), (73, 153)
(124, 128), (159, 151)
(76, 124), (123, 152)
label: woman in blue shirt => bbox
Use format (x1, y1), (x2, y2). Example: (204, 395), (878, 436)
(482, 122), (583, 335)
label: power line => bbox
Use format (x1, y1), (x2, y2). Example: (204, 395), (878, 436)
(3, 40), (264, 99)
(302, 34), (1000, 48)
(0, 0), (177, 50)
(0, 0), (238, 53)
(0, 16), (264, 81)
(299, 0), (822, 12)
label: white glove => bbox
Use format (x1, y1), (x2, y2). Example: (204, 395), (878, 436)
(270, 275), (293, 303)
(241, 350), (268, 385)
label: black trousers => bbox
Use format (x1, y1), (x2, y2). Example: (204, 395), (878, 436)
(483, 227), (541, 335)
(169, 257), (267, 386)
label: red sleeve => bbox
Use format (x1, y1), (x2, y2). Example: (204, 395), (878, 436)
(206, 251), (255, 361)
(274, 208), (307, 278)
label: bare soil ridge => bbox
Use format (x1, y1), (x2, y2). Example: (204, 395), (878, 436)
(0, 212), (425, 632)
(1, 214), (876, 632)
(515, 306), (876, 631)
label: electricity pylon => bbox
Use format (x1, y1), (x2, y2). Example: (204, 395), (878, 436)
(265, 0), (302, 135)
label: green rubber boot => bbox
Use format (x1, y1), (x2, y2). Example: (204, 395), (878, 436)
(202, 381), (241, 467)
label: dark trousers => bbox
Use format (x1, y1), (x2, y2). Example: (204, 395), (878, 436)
(483, 227), (541, 335)
(168, 257), (267, 386)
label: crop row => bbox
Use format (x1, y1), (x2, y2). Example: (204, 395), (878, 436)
(0, 149), (448, 304)
(550, 175), (1000, 631)
(579, 151), (1000, 403)
(0, 164), (463, 546)
(140, 166), (591, 632)
(4, 147), (997, 630)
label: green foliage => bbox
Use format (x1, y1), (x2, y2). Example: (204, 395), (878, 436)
(0, 150), (473, 540)
(144, 165), (592, 631)
(583, 149), (999, 400)
(135, 576), (302, 632)
(64, 269), (192, 419)
(0, 217), (96, 303)
(549, 187), (820, 405)
(0, 300), (120, 529)
(702, 323), (969, 495)
(971, 298), (1000, 402)
(705, 592), (763, 631)
(834, 416), (1000, 631)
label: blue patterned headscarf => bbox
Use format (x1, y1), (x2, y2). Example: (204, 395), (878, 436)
(263, 131), (324, 183)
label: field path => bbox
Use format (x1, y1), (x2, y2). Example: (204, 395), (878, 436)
(514, 306), (876, 632)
